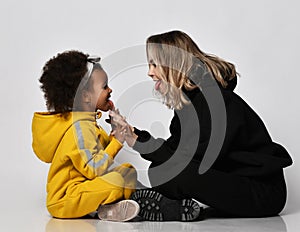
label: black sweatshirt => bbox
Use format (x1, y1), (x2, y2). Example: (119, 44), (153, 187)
(133, 78), (292, 177)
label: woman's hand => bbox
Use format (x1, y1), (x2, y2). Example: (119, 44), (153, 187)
(111, 124), (126, 143)
(124, 124), (138, 147)
(109, 110), (138, 147)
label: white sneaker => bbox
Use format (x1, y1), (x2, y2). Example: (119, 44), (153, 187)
(97, 200), (140, 222)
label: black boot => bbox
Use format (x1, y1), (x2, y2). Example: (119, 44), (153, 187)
(130, 189), (203, 221)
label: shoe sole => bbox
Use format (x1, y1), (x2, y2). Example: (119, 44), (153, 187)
(130, 190), (202, 221)
(97, 200), (140, 222)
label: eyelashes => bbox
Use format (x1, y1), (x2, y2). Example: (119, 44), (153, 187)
(149, 59), (157, 67)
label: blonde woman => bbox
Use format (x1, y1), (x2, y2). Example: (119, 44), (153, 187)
(111, 30), (292, 221)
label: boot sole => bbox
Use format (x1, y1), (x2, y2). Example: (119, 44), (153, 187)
(130, 190), (202, 221)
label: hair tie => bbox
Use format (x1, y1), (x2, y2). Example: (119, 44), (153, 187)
(80, 56), (101, 90)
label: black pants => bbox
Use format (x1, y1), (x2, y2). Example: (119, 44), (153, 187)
(148, 160), (287, 217)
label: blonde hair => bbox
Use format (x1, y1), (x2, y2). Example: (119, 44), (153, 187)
(146, 30), (238, 110)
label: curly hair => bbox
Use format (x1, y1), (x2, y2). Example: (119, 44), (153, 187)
(39, 50), (89, 116)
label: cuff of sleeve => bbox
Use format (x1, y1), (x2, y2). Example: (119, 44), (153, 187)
(104, 137), (123, 158)
(133, 127), (141, 136)
(134, 127), (151, 142)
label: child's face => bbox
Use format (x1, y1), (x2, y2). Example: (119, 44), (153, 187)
(88, 69), (113, 112)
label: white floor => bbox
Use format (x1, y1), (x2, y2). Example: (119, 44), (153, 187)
(44, 214), (299, 232)
(1, 203), (300, 232)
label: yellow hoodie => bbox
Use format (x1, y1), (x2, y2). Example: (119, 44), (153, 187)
(32, 111), (136, 218)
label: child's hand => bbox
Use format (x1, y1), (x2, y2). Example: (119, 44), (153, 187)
(109, 109), (127, 143)
(109, 109), (138, 147)
(109, 109), (127, 128)
(111, 124), (126, 143)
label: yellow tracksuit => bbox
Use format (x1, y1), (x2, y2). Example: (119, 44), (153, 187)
(32, 111), (137, 218)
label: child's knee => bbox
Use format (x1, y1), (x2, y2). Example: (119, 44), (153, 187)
(120, 163), (135, 169)
(101, 171), (125, 188)
(113, 163), (137, 178)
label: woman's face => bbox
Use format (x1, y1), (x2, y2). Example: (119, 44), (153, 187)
(147, 60), (166, 93)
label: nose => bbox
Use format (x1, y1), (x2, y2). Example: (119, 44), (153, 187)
(148, 65), (155, 78)
(108, 87), (112, 93)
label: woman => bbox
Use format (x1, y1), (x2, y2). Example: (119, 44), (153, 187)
(110, 30), (292, 221)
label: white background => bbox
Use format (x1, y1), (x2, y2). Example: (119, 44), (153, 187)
(0, 0), (299, 230)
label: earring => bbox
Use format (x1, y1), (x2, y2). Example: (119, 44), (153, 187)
(96, 109), (102, 119)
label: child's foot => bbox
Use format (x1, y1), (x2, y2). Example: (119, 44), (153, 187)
(130, 189), (202, 221)
(97, 199), (140, 222)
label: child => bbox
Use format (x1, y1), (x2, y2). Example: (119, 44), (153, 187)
(110, 30), (293, 221)
(32, 50), (139, 221)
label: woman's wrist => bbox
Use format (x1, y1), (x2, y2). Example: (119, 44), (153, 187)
(126, 133), (138, 147)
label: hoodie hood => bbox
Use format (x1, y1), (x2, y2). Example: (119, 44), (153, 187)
(225, 76), (237, 91)
(32, 112), (96, 163)
(188, 59), (238, 92)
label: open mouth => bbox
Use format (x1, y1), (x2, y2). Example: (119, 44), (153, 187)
(154, 80), (161, 90)
(107, 96), (114, 110)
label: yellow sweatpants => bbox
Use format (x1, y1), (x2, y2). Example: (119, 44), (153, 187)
(47, 163), (137, 218)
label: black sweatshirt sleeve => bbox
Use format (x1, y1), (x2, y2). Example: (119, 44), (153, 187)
(132, 113), (181, 164)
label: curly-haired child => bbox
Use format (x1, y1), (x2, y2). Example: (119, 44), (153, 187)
(32, 50), (139, 221)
